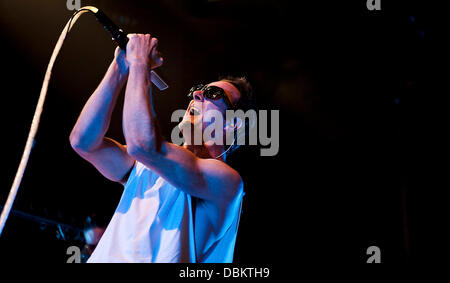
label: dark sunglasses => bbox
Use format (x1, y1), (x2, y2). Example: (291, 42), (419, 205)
(187, 84), (234, 109)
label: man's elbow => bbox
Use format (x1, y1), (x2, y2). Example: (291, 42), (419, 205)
(126, 139), (162, 161)
(69, 131), (98, 154)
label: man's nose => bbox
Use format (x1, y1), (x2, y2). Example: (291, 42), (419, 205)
(193, 90), (204, 102)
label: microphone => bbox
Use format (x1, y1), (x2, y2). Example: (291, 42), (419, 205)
(89, 7), (169, 91)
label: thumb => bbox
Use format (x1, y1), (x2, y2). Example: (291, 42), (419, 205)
(114, 46), (126, 58)
(151, 49), (164, 69)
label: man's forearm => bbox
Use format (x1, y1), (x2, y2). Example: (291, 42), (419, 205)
(70, 61), (127, 151)
(123, 63), (162, 154)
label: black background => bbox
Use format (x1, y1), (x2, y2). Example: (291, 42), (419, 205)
(0, 0), (424, 266)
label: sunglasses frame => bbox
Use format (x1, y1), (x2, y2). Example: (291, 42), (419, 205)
(188, 84), (234, 109)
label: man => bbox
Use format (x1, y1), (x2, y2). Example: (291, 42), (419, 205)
(69, 33), (253, 262)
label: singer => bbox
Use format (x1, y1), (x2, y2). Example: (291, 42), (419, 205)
(69, 34), (254, 262)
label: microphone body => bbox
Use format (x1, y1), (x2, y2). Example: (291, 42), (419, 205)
(92, 9), (168, 90)
(94, 10), (128, 50)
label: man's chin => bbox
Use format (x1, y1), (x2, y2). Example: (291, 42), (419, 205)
(178, 120), (202, 146)
(178, 120), (192, 133)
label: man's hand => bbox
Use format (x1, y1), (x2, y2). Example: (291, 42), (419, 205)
(113, 47), (129, 77)
(126, 33), (163, 69)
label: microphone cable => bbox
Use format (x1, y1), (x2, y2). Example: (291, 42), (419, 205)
(0, 6), (168, 235)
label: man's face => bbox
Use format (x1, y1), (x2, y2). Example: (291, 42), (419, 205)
(179, 81), (241, 145)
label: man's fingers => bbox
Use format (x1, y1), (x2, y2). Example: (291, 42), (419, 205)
(127, 34), (157, 48)
(125, 33), (163, 68)
(150, 38), (159, 54)
(127, 33), (152, 38)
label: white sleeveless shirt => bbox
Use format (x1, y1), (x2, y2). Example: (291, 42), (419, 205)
(87, 161), (243, 263)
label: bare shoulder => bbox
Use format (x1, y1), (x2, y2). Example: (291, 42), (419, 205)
(198, 158), (243, 202)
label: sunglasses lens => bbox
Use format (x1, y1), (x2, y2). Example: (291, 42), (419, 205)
(205, 86), (222, 99)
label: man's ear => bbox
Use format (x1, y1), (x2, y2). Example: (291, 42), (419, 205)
(225, 117), (242, 131)
(223, 117), (243, 154)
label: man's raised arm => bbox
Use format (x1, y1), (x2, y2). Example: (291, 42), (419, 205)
(70, 48), (135, 184)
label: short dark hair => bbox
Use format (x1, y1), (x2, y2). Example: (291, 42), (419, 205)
(219, 75), (254, 112)
(219, 76), (255, 156)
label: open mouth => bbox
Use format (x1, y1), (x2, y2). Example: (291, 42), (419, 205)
(189, 106), (200, 116)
